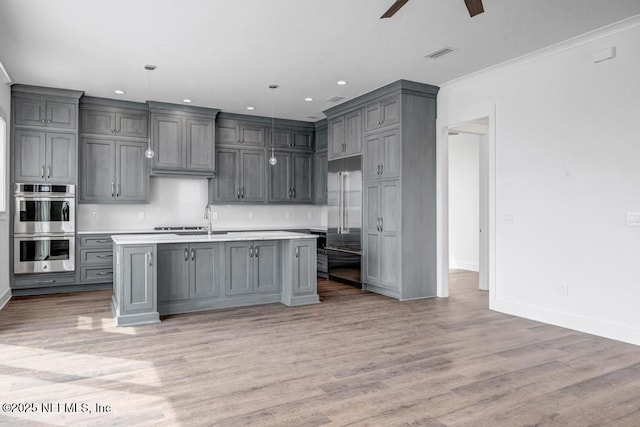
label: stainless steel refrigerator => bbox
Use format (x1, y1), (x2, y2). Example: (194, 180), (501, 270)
(326, 155), (362, 286)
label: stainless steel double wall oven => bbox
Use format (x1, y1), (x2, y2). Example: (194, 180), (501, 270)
(13, 183), (76, 274)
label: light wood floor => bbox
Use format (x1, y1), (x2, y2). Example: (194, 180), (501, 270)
(1, 271), (640, 426)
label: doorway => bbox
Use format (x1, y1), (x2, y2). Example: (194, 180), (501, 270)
(437, 104), (495, 300)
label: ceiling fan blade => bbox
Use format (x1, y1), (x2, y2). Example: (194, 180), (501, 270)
(464, 0), (485, 17)
(380, 0), (410, 19)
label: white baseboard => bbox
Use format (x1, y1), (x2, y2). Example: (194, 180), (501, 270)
(449, 261), (479, 272)
(491, 298), (640, 347)
(0, 287), (11, 311)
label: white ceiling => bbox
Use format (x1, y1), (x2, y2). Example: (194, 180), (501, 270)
(1, 0), (639, 122)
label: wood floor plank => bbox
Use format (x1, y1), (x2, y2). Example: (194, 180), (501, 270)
(1, 270), (639, 425)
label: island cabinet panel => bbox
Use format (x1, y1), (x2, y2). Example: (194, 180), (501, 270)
(281, 238), (319, 306)
(123, 248), (155, 313)
(225, 241), (280, 296)
(157, 242), (223, 303)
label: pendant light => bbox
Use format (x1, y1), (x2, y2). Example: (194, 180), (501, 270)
(144, 64), (156, 159)
(268, 84), (279, 166)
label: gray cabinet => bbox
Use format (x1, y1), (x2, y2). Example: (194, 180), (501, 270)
(315, 120), (328, 151)
(281, 238), (319, 306)
(363, 180), (400, 291)
(81, 108), (148, 138)
(149, 102), (219, 176)
(363, 127), (400, 181)
(113, 244), (159, 326)
(273, 128), (313, 150)
(14, 96), (77, 129)
(328, 109), (362, 160)
(225, 241), (280, 296)
(157, 242), (222, 303)
(363, 95), (400, 132)
(13, 129), (76, 184)
(268, 151), (313, 203)
(314, 150), (328, 205)
(216, 119), (265, 147)
(80, 139), (149, 203)
(77, 234), (114, 284)
(324, 79), (439, 300)
(211, 148), (265, 203)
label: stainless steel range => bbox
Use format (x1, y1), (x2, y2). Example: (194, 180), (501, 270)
(13, 184), (76, 274)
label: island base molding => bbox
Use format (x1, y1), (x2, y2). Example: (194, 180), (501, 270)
(111, 295), (160, 326)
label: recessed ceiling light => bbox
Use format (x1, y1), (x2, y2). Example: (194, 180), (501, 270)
(337, 80), (347, 86)
(304, 97), (314, 102)
(247, 106), (255, 110)
(114, 90), (125, 95)
(183, 99), (192, 103)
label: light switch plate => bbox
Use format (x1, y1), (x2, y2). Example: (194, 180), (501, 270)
(626, 212), (640, 226)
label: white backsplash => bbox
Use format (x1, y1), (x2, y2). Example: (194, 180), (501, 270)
(77, 177), (327, 231)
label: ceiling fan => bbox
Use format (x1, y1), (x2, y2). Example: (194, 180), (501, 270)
(381, 0), (484, 19)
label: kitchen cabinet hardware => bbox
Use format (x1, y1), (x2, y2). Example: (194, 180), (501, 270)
(35, 279), (57, 284)
(96, 271), (113, 276)
(96, 254), (113, 259)
(191, 248), (196, 261)
(295, 247), (299, 258)
(249, 245), (254, 258)
(111, 182), (115, 197)
(184, 248), (189, 261)
(147, 252), (153, 267)
(95, 239), (109, 243)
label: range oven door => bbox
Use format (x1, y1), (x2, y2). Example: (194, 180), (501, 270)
(13, 235), (75, 274)
(14, 196), (75, 234)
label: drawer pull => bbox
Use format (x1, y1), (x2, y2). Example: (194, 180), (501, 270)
(95, 254), (113, 259)
(96, 271), (113, 276)
(35, 279), (57, 284)
(95, 239), (110, 244)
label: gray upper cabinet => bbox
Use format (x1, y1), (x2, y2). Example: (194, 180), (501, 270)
(273, 128), (313, 150)
(216, 119), (265, 147)
(13, 129), (76, 184)
(363, 95), (400, 132)
(268, 151), (313, 203)
(314, 150), (328, 205)
(149, 102), (219, 176)
(80, 138), (149, 203)
(315, 120), (328, 151)
(81, 108), (148, 139)
(328, 109), (362, 160)
(14, 97), (77, 129)
(363, 127), (400, 181)
(210, 148), (265, 203)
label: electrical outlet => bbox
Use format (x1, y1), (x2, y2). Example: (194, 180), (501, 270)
(626, 212), (640, 226)
(504, 213), (514, 224)
(92, 211), (99, 220)
(138, 212), (145, 220)
(285, 211), (291, 219)
(248, 212), (254, 220)
(307, 211), (313, 219)
(212, 211), (218, 220)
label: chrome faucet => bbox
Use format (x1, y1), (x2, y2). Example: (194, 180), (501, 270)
(204, 204), (213, 236)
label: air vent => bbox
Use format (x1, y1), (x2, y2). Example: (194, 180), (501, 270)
(425, 47), (454, 59)
(326, 96), (345, 103)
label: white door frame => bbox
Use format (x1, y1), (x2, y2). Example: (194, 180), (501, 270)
(436, 103), (496, 299)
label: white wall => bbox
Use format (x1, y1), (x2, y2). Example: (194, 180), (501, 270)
(448, 133), (479, 271)
(0, 74), (11, 309)
(78, 177), (326, 231)
(438, 18), (640, 345)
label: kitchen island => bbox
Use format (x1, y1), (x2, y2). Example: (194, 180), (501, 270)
(111, 231), (318, 326)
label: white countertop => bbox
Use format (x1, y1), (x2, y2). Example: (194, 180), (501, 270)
(78, 226), (326, 235)
(112, 231), (318, 245)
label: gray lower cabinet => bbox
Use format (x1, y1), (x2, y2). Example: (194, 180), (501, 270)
(314, 150), (328, 204)
(268, 151), (313, 203)
(210, 148), (265, 203)
(225, 241), (280, 296)
(113, 244), (159, 326)
(281, 238), (318, 306)
(14, 96), (77, 129)
(80, 138), (149, 203)
(77, 234), (114, 284)
(157, 243), (222, 303)
(149, 102), (219, 176)
(13, 130), (76, 184)
(363, 180), (400, 293)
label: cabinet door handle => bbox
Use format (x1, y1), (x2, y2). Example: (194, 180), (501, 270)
(236, 187), (240, 199)
(295, 247), (299, 258)
(191, 248), (195, 261)
(184, 248), (189, 261)
(46, 165), (51, 178)
(241, 187), (245, 199)
(292, 188), (296, 199)
(41, 165), (45, 178)
(147, 252), (153, 267)
(380, 217), (384, 232)
(111, 182), (115, 198)
(116, 184), (121, 198)
(40, 119), (46, 124)
(249, 245), (253, 258)
(46, 119), (52, 124)
(380, 164), (383, 175)
(254, 245), (259, 257)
